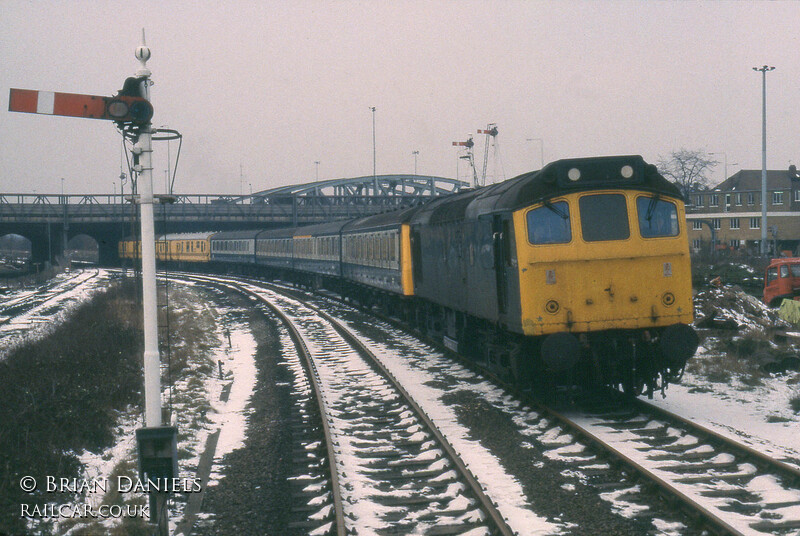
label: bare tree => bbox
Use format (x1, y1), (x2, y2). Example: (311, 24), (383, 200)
(657, 148), (718, 200)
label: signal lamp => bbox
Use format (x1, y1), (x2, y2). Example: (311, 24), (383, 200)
(107, 100), (130, 119)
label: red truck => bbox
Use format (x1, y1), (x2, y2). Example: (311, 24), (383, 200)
(763, 257), (800, 306)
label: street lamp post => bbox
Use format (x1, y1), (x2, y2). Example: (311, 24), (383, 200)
(709, 152), (729, 183)
(315, 160), (320, 182)
(412, 150), (419, 175)
(370, 106), (377, 197)
(753, 65), (775, 256)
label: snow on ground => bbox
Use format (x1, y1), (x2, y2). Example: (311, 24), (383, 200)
(42, 279), (259, 535)
(667, 284), (800, 465)
(205, 316), (258, 485)
(331, 321), (567, 535)
(651, 371), (800, 466)
(243, 284), (564, 535)
(0, 269), (111, 357)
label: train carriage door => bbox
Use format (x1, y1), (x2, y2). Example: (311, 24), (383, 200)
(493, 215), (509, 315)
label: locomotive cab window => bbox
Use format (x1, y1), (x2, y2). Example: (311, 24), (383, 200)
(526, 201), (571, 244)
(636, 196), (679, 238)
(579, 194), (630, 242)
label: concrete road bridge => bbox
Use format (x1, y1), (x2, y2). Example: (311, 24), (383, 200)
(0, 174), (468, 265)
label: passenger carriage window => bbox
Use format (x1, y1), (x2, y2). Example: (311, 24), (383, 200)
(781, 265), (789, 278)
(526, 201), (571, 244)
(579, 194), (630, 242)
(636, 196), (679, 238)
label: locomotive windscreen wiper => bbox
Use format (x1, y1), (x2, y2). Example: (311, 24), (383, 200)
(543, 199), (569, 219)
(645, 193), (661, 221)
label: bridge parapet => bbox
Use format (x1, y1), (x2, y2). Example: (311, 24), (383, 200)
(0, 174), (470, 226)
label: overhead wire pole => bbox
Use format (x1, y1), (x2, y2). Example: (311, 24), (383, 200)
(753, 65), (775, 257)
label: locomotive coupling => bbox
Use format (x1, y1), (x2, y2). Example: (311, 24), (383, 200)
(659, 323), (699, 367)
(541, 332), (581, 371)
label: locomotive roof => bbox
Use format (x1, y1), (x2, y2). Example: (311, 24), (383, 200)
(411, 155), (681, 224)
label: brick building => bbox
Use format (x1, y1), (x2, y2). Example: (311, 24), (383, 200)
(686, 169), (800, 256)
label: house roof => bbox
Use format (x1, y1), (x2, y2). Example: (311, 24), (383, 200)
(715, 169), (798, 191)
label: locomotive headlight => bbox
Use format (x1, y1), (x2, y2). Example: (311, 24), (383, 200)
(662, 292), (675, 306)
(620, 165), (634, 178)
(567, 168), (581, 181)
(545, 300), (560, 314)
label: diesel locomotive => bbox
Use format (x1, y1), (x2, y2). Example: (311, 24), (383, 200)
(120, 155), (698, 397)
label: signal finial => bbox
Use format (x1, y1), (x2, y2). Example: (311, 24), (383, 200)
(135, 28), (151, 77)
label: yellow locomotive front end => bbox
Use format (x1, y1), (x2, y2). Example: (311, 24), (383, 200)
(508, 157), (698, 396)
(515, 190), (694, 335)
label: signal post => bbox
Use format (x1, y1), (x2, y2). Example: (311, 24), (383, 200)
(9, 31), (174, 536)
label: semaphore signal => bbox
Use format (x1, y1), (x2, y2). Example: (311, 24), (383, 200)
(9, 88), (153, 123)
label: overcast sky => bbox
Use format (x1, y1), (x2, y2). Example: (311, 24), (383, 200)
(1, 0), (799, 195)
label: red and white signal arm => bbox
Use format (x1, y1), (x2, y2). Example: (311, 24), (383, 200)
(8, 88), (153, 124)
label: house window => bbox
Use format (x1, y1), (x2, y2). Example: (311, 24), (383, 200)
(747, 193), (755, 206)
(795, 190), (800, 202)
(735, 193), (742, 206)
(729, 218), (740, 230)
(711, 218), (721, 230)
(725, 193), (731, 207)
(695, 195), (704, 207)
(709, 194), (719, 207)
(729, 239), (741, 248)
(773, 191), (784, 205)
(750, 217), (761, 229)
(692, 239), (702, 250)
(692, 221), (702, 230)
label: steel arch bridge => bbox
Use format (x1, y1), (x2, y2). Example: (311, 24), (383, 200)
(229, 173), (468, 208)
(0, 174), (469, 265)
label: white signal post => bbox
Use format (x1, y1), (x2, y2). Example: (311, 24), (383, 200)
(133, 32), (171, 536)
(133, 32), (162, 430)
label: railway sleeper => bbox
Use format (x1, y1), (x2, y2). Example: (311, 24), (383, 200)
(654, 460), (740, 474)
(377, 468), (456, 482)
(750, 519), (800, 533)
(424, 523), (487, 536)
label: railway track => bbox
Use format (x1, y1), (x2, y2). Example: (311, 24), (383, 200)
(0, 269), (100, 325)
(557, 398), (800, 536)
(180, 274), (517, 536)
(173, 272), (800, 534)
(253, 277), (800, 535)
